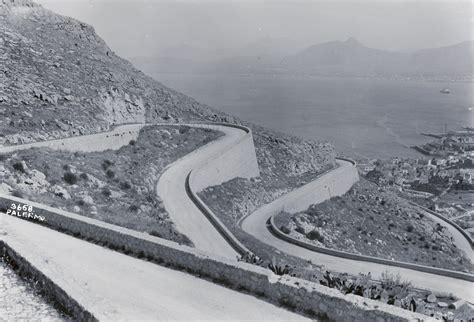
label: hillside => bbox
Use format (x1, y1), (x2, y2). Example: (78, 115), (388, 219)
(0, 0), (335, 179)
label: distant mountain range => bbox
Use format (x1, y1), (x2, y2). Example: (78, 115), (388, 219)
(130, 38), (473, 80)
(281, 38), (473, 78)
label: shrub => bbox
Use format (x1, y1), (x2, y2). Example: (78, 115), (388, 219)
(102, 187), (111, 197)
(62, 164), (70, 171)
(179, 127), (190, 134)
(102, 159), (113, 170)
(120, 181), (131, 190)
(239, 252), (264, 266)
(12, 162), (25, 173)
(149, 230), (162, 238)
(306, 230), (324, 243)
(295, 226), (305, 234)
(63, 172), (78, 185)
(11, 189), (23, 198)
(406, 224), (414, 233)
(0, 154), (7, 161)
(106, 169), (115, 179)
(380, 271), (411, 290)
(145, 194), (154, 203)
(268, 262), (291, 276)
(129, 204), (139, 211)
(280, 225), (291, 234)
(129, 140), (136, 146)
(79, 173), (88, 180)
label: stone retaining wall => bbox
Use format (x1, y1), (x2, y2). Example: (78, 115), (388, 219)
(269, 216), (474, 282)
(0, 241), (97, 321)
(0, 193), (430, 321)
(278, 158), (359, 215)
(185, 171), (251, 256)
(0, 124), (145, 153)
(189, 123), (260, 192)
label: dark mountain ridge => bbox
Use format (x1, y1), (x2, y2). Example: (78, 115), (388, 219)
(281, 38), (473, 78)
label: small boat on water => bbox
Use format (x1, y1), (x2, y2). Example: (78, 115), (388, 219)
(440, 88), (451, 94)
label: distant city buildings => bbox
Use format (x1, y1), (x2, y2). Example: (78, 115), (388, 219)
(358, 128), (474, 238)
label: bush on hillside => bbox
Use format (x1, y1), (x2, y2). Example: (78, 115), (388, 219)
(106, 169), (115, 179)
(12, 161), (25, 173)
(306, 230), (324, 243)
(63, 171), (78, 185)
(102, 187), (111, 197)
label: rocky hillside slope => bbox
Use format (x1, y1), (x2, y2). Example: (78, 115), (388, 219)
(0, 0), (335, 176)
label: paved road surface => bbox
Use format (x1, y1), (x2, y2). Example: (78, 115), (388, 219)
(241, 160), (474, 302)
(157, 124), (244, 260)
(0, 214), (308, 321)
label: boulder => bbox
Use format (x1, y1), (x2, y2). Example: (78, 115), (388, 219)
(52, 185), (70, 200)
(0, 183), (13, 194)
(437, 302), (448, 308)
(81, 195), (94, 205)
(426, 293), (437, 303)
(21, 160), (28, 172)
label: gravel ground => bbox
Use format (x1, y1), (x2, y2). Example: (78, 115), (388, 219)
(0, 260), (68, 321)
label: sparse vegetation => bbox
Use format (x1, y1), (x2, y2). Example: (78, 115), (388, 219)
(11, 189), (23, 198)
(306, 230), (324, 243)
(275, 178), (474, 273)
(63, 172), (78, 185)
(101, 187), (111, 197)
(12, 162), (25, 173)
(120, 181), (131, 190)
(105, 169), (115, 179)
(268, 261), (292, 276)
(0, 125), (220, 246)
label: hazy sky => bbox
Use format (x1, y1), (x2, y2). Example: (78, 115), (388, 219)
(35, 0), (473, 58)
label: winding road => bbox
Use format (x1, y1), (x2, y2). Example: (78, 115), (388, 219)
(240, 160), (474, 302)
(2, 122), (473, 309)
(157, 124), (246, 260)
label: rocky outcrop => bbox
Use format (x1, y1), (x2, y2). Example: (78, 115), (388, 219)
(99, 87), (146, 125)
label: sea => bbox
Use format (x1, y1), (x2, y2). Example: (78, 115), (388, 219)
(154, 73), (473, 160)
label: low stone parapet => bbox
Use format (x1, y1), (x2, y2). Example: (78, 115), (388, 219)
(0, 193), (430, 321)
(268, 216), (474, 282)
(0, 241), (97, 321)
